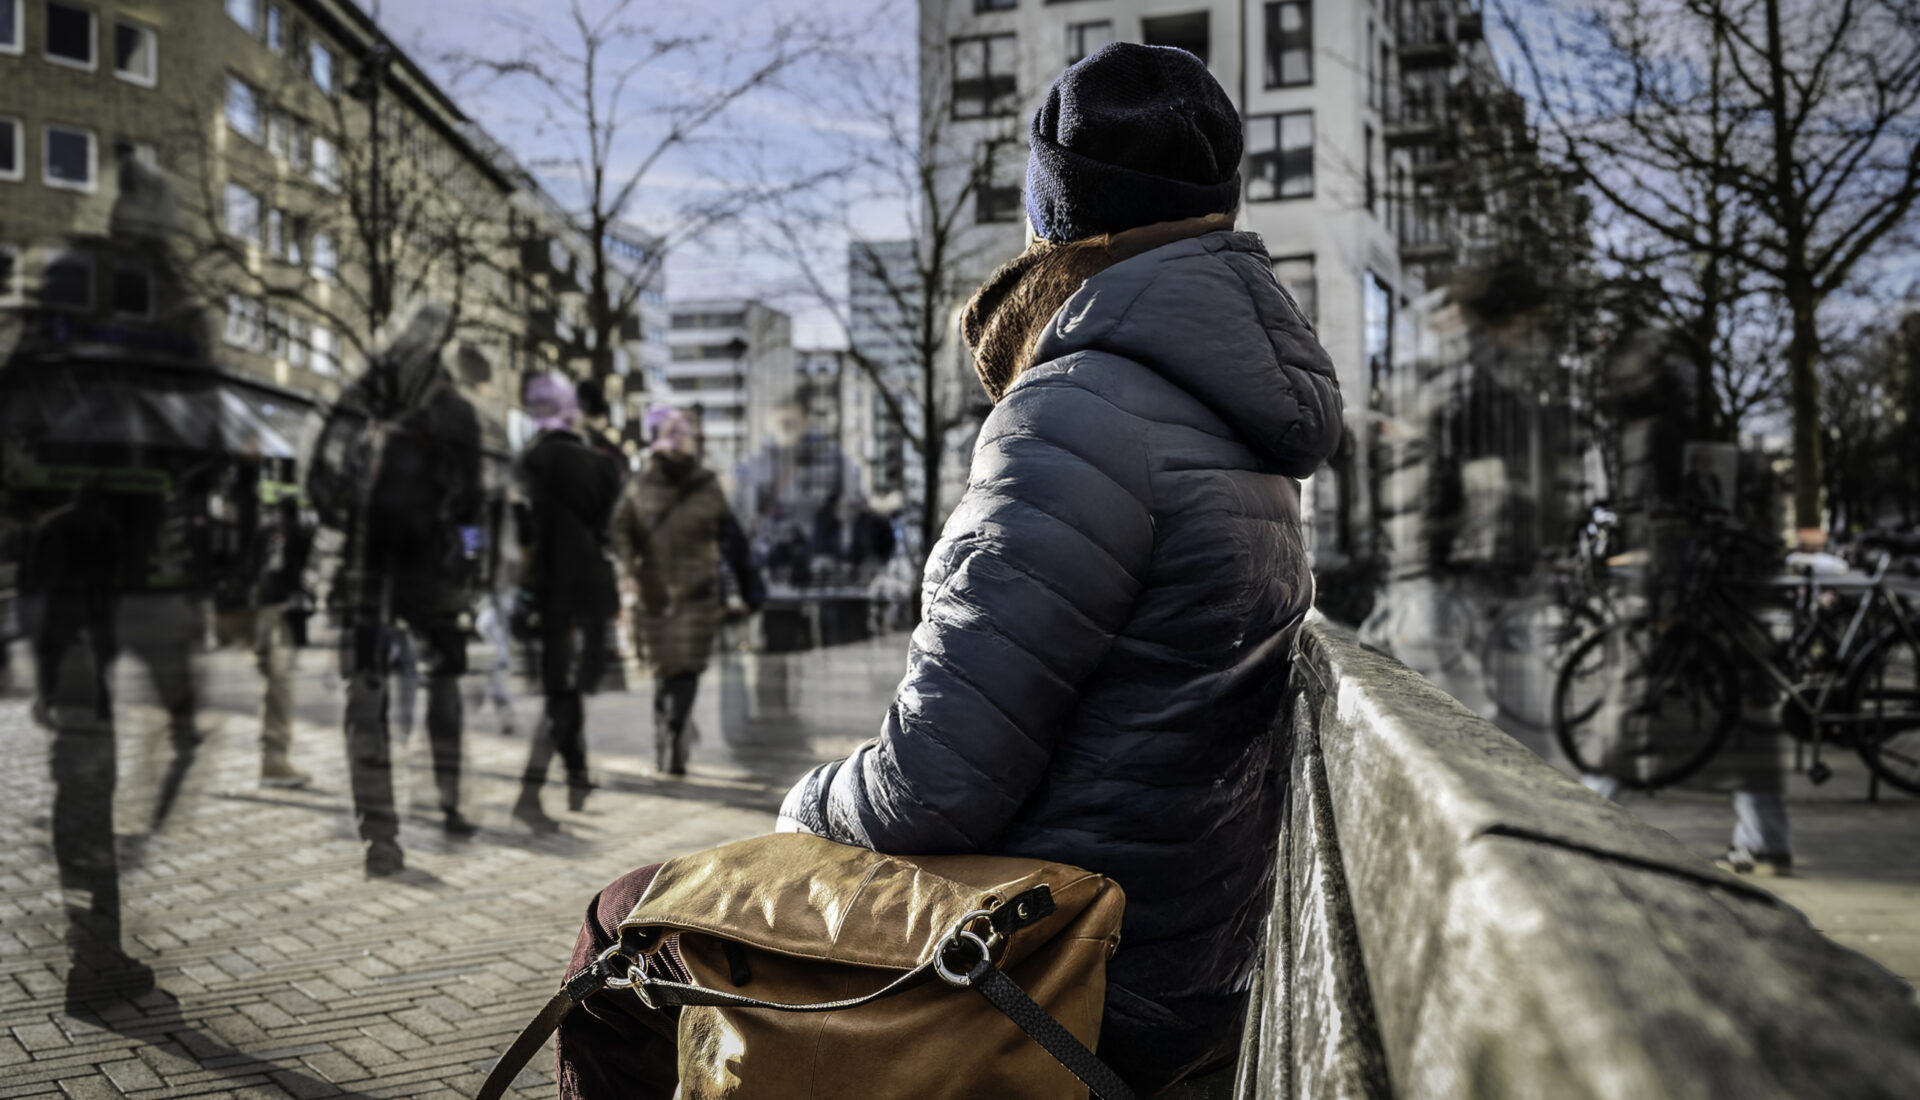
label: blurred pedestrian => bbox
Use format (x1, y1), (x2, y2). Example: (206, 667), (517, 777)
(610, 406), (763, 776)
(212, 481), (316, 790)
(512, 373), (623, 833)
(25, 483), (157, 1005)
(310, 303), (484, 877)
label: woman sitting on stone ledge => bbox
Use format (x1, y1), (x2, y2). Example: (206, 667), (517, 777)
(555, 42), (1344, 1098)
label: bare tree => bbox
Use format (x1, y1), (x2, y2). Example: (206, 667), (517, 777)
(1505, 0), (1920, 527)
(755, 0), (1024, 567)
(445, 0), (826, 385)
(166, 55), (517, 368)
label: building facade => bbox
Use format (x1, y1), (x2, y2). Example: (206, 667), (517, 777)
(923, 0), (1543, 566)
(0, 0), (661, 455)
(663, 298), (795, 487)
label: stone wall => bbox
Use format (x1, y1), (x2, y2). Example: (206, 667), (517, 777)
(1229, 616), (1920, 1099)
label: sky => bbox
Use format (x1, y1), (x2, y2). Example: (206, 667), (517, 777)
(364, 0), (914, 348)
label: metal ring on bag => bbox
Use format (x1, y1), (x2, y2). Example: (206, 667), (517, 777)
(596, 943), (643, 990)
(934, 929), (993, 987)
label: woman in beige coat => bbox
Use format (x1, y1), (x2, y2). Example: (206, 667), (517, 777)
(609, 407), (762, 774)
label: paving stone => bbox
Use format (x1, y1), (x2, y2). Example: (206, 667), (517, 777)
(0, 646), (861, 1097)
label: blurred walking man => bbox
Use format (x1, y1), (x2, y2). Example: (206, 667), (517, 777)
(311, 305), (484, 877)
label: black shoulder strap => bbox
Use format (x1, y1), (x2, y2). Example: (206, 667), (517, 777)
(476, 886), (1137, 1100)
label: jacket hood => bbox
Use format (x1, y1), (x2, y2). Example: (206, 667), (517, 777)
(1027, 230), (1342, 476)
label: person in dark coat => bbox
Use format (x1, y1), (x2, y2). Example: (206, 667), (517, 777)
(326, 304), (486, 877)
(552, 44), (1341, 1098)
(26, 483), (157, 1006)
(512, 373), (624, 832)
(608, 406), (762, 775)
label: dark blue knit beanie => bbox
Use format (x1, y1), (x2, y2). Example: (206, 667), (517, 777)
(1026, 42), (1243, 243)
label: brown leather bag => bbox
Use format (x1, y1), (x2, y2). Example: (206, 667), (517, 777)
(478, 834), (1134, 1100)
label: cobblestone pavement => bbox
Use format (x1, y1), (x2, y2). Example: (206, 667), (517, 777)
(0, 634), (904, 1099)
(4, 628), (1914, 1098)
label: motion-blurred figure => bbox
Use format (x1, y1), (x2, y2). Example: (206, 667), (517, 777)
(511, 374), (622, 832)
(212, 479), (316, 789)
(612, 407), (763, 775)
(310, 304), (484, 877)
(26, 483), (156, 1005)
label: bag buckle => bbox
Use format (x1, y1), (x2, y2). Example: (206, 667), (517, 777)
(933, 908), (1000, 988)
(595, 942), (646, 995)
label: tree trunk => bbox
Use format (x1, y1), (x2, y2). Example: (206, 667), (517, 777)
(1785, 284), (1824, 530)
(1762, 0), (1824, 531)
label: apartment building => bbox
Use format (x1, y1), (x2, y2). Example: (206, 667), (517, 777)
(663, 299), (795, 485)
(924, 0), (1520, 562)
(0, 0), (559, 446)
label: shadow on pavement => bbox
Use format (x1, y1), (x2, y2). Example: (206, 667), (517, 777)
(66, 986), (382, 1100)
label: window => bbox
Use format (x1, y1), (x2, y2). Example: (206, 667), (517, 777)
(226, 78), (262, 143)
(976, 140), (1023, 224)
(975, 0), (1016, 9)
(227, 0), (257, 32)
(311, 135), (337, 189)
(224, 182), (261, 241)
(1380, 39), (1392, 115)
(44, 125), (96, 192)
(310, 324), (337, 374)
(1271, 254), (1316, 326)
(1365, 272), (1393, 411)
(266, 4), (283, 52)
(1141, 12), (1209, 67)
(1247, 111), (1313, 200)
(0, 0), (19, 54)
(952, 34), (1017, 120)
(45, 3), (95, 70)
(267, 208), (287, 259)
(267, 307), (288, 358)
(1365, 123), (1376, 214)
(267, 112), (287, 158)
(43, 252), (94, 312)
(112, 263), (151, 318)
(287, 314), (310, 368)
(0, 244), (18, 306)
(224, 294), (263, 350)
(288, 118), (309, 171)
(1265, 2), (1311, 88)
(310, 231), (336, 282)
(311, 44), (334, 95)
(0, 117), (18, 182)
(1066, 20), (1111, 65)
(284, 214), (307, 266)
(289, 19), (308, 74)
(113, 17), (155, 85)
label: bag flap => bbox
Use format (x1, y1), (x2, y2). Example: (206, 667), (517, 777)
(617, 834), (1115, 972)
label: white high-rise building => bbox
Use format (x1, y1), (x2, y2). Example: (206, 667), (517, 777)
(664, 299), (795, 487)
(924, 0), (1493, 562)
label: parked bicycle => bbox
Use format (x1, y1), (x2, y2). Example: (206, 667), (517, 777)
(1552, 516), (1920, 795)
(1480, 504), (1621, 727)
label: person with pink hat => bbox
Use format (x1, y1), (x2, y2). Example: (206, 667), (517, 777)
(610, 405), (763, 774)
(512, 373), (624, 831)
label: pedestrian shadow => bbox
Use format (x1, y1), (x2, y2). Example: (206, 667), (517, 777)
(67, 985), (382, 1100)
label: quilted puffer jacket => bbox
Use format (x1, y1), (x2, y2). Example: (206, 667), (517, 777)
(780, 230), (1342, 1084)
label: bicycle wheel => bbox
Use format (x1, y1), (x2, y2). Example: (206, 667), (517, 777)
(1553, 619), (1739, 789)
(1842, 620), (1920, 796)
(1482, 596), (1606, 728)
